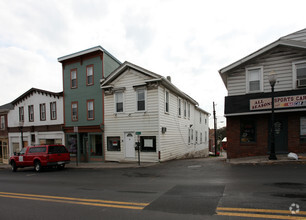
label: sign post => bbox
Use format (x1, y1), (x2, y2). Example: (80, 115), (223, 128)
(136, 132), (141, 166)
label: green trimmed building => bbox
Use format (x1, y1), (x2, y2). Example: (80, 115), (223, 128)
(58, 46), (121, 162)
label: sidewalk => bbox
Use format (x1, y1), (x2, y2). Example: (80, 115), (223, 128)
(226, 153), (306, 165)
(0, 161), (158, 170)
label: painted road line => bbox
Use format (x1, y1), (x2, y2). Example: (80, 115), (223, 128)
(217, 211), (306, 219)
(217, 207), (306, 215)
(0, 192), (148, 210)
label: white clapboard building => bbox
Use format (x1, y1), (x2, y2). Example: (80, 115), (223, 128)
(101, 62), (209, 162)
(8, 88), (64, 155)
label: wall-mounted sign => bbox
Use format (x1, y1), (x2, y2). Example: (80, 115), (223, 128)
(250, 94), (306, 110)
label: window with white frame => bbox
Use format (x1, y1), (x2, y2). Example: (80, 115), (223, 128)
(19, 107), (24, 122)
(0, 116), (5, 130)
(72, 102), (78, 121)
(40, 103), (46, 121)
(200, 132), (203, 144)
(86, 65), (94, 86)
(87, 100), (94, 120)
(28, 105), (34, 122)
(115, 92), (124, 113)
(191, 128), (193, 143)
(71, 69), (77, 89)
(187, 103), (190, 119)
(188, 128), (191, 144)
(165, 90), (169, 113)
(50, 102), (57, 120)
(200, 112), (202, 124)
(184, 100), (187, 118)
(137, 89), (146, 111)
(294, 61), (306, 88)
(178, 98), (181, 117)
(195, 131), (198, 144)
(246, 67), (263, 93)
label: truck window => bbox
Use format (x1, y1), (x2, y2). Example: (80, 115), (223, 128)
(48, 146), (68, 154)
(19, 147), (27, 155)
(29, 147), (47, 153)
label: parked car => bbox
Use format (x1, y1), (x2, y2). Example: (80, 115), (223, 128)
(9, 145), (70, 172)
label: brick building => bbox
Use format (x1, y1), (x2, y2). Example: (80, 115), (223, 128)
(219, 29), (306, 158)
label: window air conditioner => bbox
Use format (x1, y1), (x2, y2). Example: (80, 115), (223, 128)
(297, 79), (306, 88)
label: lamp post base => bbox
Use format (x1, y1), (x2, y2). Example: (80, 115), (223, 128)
(268, 154), (277, 160)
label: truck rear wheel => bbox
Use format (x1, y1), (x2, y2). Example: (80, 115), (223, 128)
(34, 161), (42, 172)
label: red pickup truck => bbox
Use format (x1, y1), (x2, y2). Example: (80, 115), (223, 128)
(10, 145), (70, 172)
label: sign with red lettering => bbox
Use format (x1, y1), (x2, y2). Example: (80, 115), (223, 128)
(250, 94), (306, 110)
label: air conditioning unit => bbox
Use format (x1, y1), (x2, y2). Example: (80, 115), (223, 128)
(297, 79), (306, 88)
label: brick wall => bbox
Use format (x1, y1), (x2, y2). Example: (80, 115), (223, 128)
(227, 113), (306, 158)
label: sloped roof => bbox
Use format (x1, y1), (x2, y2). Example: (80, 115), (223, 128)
(12, 88), (63, 106)
(101, 61), (200, 106)
(219, 28), (306, 86)
(57, 45), (121, 65)
(0, 103), (13, 113)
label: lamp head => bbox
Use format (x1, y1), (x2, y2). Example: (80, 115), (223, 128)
(269, 71), (277, 87)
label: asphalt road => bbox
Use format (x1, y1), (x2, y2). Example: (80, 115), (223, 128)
(0, 157), (305, 220)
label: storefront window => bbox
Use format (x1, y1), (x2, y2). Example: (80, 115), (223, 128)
(90, 134), (102, 156)
(300, 117), (306, 143)
(107, 137), (121, 151)
(67, 134), (77, 156)
(140, 136), (156, 152)
(240, 119), (256, 143)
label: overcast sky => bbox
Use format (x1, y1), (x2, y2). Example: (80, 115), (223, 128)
(1, 0), (305, 128)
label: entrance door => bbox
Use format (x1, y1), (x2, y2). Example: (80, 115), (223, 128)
(125, 132), (135, 158)
(269, 116), (288, 154)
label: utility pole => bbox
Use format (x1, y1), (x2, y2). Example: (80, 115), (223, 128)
(213, 102), (218, 156)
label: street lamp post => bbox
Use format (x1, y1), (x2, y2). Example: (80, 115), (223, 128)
(269, 72), (277, 160)
(19, 121), (24, 150)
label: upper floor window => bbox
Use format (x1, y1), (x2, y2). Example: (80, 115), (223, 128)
(28, 105), (34, 122)
(187, 103), (190, 119)
(178, 98), (181, 117)
(86, 65), (94, 86)
(71, 102), (78, 121)
(71, 69), (77, 89)
(293, 61), (306, 89)
(165, 90), (169, 113)
(184, 100), (187, 118)
(137, 89), (146, 111)
(115, 92), (123, 113)
(87, 100), (94, 120)
(200, 112), (202, 124)
(19, 107), (24, 122)
(0, 116), (5, 130)
(50, 102), (57, 120)
(246, 67), (263, 93)
(40, 103), (46, 121)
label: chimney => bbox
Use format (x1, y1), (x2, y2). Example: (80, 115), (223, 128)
(166, 76), (171, 82)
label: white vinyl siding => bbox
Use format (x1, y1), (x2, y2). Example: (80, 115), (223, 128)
(104, 69), (159, 162)
(103, 68), (209, 162)
(227, 47), (306, 96)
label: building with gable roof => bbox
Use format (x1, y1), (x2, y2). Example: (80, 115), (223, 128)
(219, 28), (306, 158)
(101, 61), (209, 162)
(7, 88), (64, 156)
